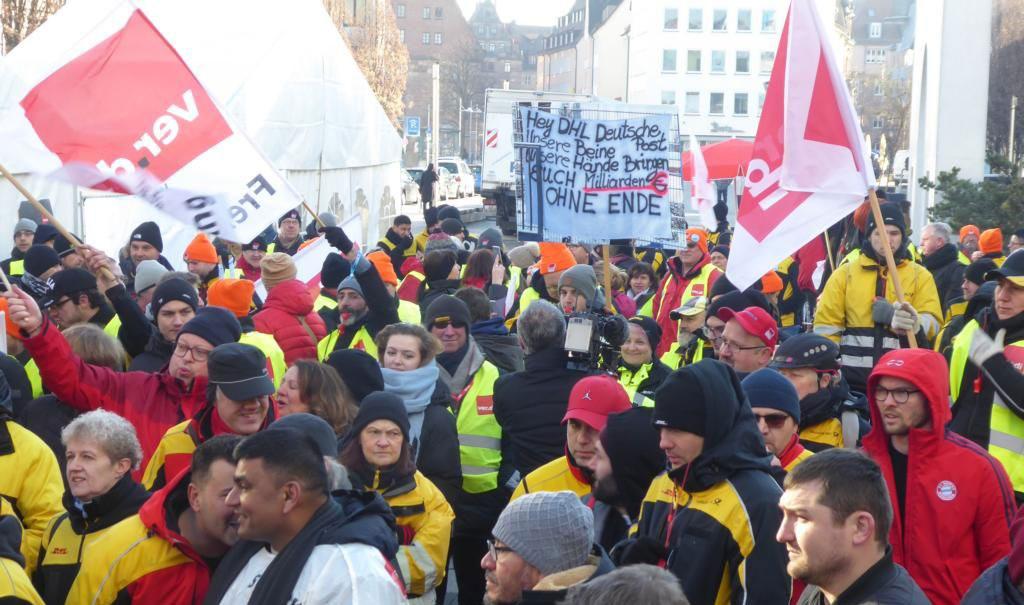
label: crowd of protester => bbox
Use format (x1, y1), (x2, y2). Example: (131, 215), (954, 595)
(0, 199), (1022, 604)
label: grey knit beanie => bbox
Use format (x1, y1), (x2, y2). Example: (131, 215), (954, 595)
(14, 218), (36, 236)
(558, 264), (598, 306)
(134, 259), (168, 294)
(491, 491), (593, 575)
(339, 274), (363, 297)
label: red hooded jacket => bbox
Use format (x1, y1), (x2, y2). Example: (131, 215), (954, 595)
(23, 319), (206, 477)
(651, 254), (721, 356)
(253, 279), (327, 364)
(862, 348), (1016, 605)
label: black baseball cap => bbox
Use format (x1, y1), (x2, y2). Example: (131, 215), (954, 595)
(40, 268), (96, 309)
(207, 343), (275, 401)
(986, 250), (1024, 287)
(771, 333), (841, 371)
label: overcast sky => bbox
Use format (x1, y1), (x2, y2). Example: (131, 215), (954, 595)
(455, 0), (575, 26)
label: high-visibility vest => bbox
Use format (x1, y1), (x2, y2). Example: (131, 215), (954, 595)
(616, 363), (656, 408)
(950, 319), (1024, 490)
(655, 262), (718, 324)
(958, 250), (971, 265)
(398, 299), (421, 324)
(659, 340), (704, 370)
(397, 270), (425, 303)
(103, 315), (122, 340)
(518, 286), (541, 314)
(24, 358), (43, 399)
(637, 295), (654, 318)
(8, 259), (24, 277)
(454, 361), (503, 494)
(240, 331), (287, 388)
(317, 325), (378, 361)
(314, 294), (338, 312)
(380, 235), (417, 258)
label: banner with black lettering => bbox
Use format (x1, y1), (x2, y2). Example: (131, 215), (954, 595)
(0, 6), (301, 243)
(518, 107), (673, 243)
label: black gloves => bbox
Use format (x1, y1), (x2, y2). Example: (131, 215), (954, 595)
(610, 536), (667, 567)
(320, 226), (353, 254)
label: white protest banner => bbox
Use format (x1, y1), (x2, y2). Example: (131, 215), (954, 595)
(688, 134), (717, 231)
(518, 107), (673, 243)
(0, 6), (302, 244)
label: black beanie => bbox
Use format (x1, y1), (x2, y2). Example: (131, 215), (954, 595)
(326, 349), (384, 403)
(424, 207), (441, 227)
(707, 289), (772, 318)
(653, 367), (708, 436)
(440, 218), (464, 236)
(33, 224), (59, 244)
(600, 407), (666, 518)
(321, 253), (352, 290)
(628, 316), (661, 353)
(23, 244), (60, 277)
(423, 250), (458, 282)
(278, 208), (301, 226)
(708, 274), (738, 299)
(177, 306), (241, 347)
(53, 233), (79, 258)
(964, 258), (997, 286)
(351, 392), (410, 444)
(151, 278), (199, 316)
(865, 202), (906, 237)
(424, 295), (472, 329)
(438, 205), (462, 222)
(130, 221), (163, 252)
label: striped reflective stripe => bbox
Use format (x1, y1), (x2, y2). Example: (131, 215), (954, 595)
(840, 354), (875, 368)
(920, 314), (940, 336)
(406, 542), (440, 594)
(840, 334), (900, 350)
(462, 464), (497, 475)
(988, 426), (1024, 453)
(458, 434), (501, 450)
(814, 325), (843, 336)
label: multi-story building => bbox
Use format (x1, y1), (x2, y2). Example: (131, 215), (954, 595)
(536, 0), (622, 93)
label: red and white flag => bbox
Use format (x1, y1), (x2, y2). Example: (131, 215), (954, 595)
(688, 134), (718, 230)
(727, 0), (875, 290)
(0, 5), (302, 243)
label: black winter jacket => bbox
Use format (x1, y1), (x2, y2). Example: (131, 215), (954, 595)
(922, 243), (966, 314)
(127, 331), (175, 373)
(798, 549), (930, 605)
(17, 395), (79, 477)
(961, 558), (1024, 605)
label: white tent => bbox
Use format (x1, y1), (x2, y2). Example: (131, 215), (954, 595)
(0, 0), (402, 264)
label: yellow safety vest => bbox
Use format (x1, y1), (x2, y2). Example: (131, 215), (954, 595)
(655, 262), (718, 326)
(616, 363), (656, 408)
(777, 256), (798, 328)
(316, 325), (378, 361)
(950, 319), (1024, 490)
(103, 314), (122, 340)
(240, 331), (286, 388)
(8, 259), (24, 277)
(380, 235), (417, 258)
(313, 294), (338, 312)
(958, 250), (971, 266)
(398, 300), (421, 324)
(659, 341), (704, 370)
(637, 295), (654, 318)
(24, 358), (43, 399)
(453, 361), (503, 494)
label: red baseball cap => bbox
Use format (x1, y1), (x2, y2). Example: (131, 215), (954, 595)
(562, 375), (631, 431)
(716, 306), (779, 348)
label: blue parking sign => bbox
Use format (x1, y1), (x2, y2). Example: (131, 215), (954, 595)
(405, 116), (421, 137)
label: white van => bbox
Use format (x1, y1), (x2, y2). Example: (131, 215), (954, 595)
(438, 157), (474, 197)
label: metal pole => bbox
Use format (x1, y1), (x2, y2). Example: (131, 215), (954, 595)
(432, 63), (441, 165)
(458, 97), (464, 158)
(1010, 95), (1018, 165)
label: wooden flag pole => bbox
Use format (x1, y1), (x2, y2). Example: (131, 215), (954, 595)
(301, 200), (327, 228)
(0, 263), (11, 293)
(867, 189), (917, 348)
(0, 162), (116, 282)
(601, 243), (615, 314)
(823, 229), (836, 272)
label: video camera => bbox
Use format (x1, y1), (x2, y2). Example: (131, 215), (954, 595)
(563, 312), (629, 372)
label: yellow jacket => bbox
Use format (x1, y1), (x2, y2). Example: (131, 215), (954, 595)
(511, 455), (590, 501)
(371, 470), (454, 597)
(141, 419), (198, 491)
(0, 419), (63, 575)
(0, 498), (43, 604)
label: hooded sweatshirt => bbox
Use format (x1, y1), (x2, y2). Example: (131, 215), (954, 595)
(863, 348), (1015, 605)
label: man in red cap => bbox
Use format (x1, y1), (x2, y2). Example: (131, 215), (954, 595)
(716, 306), (778, 378)
(862, 348), (1014, 605)
(651, 227), (722, 357)
(510, 375), (631, 501)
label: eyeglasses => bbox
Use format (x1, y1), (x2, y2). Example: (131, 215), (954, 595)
(487, 539), (514, 561)
(874, 386), (920, 404)
(703, 325), (725, 342)
(719, 339), (766, 353)
(754, 413), (790, 429)
(51, 297), (73, 309)
(173, 342), (212, 361)
(431, 319), (466, 331)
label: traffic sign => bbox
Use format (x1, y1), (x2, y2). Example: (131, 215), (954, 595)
(405, 116), (421, 137)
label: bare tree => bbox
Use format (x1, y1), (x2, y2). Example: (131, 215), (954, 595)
(988, 0), (1024, 159)
(850, 69), (911, 177)
(2, 0), (64, 54)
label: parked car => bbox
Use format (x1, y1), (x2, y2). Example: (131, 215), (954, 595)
(439, 157), (475, 197)
(401, 169), (421, 206)
(406, 166), (454, 201)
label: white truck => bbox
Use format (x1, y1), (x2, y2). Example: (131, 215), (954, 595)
(481, 89), (594, 235)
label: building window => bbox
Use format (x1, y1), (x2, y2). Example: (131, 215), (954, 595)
(685, 92), (700, 114)
(661, 90), (677, 105)
(422, 7), (430, 19)
(735, 51), (750, 73)
(762, 9), (776, 32)
(711, 50), (725, 73)
(504, 61), (511, 73)
(422, 32), (430, 44)
(737, 9), (752, 32)
(399, 29), (405, 42)
(865, 48), (887, 64)
(734, 93), (749, 115)
(488, 42), (495, 51)
(758, 92), (766, 114)
(662, 49), (678, 73)
(435, 7), (443, 18)
(760, 51), (775, 74)
(396, 4), (405, 18)
(873, 82), (884, 96)
(713, 9), (727, 31)
(869, 22), (882, 38)
(688, 8), (702, 31)
(687, 50), (702, 72)
(710, 92), (725, 115)
(872, 116), (885, 129)
(664, 8), (679, 31)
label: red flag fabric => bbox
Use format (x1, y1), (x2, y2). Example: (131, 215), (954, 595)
(681, 138), (754, 181)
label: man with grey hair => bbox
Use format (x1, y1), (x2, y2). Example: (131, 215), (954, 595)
(480, 490), (612, 605)
(34, 410), (149, 603)
(494, 299), (587, 477)
(921, 221), (967, 313)
(561, 564), (690, 605)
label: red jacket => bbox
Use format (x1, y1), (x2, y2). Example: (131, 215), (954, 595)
(235, 255), (261, 282)
(23, 319), (206, 476)
(253, 279), (327, 364)
(651, 254), (721, 356)
(862, 348), (1016, 605)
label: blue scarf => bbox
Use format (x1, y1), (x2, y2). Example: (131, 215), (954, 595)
(381, 361), (439, 461)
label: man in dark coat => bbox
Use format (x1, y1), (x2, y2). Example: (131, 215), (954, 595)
(419, 164), (439, 211)
(920, 221), (967, 313)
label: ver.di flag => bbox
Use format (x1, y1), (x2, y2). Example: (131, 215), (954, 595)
(0, 5), (302, 244)
(726, 0), (875, 290)
(688, 134), (717, 231)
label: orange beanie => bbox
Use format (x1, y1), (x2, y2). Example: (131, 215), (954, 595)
(184, 233), (218, 264)
(0, 298), (22, 341)
(367, 251), (399, 286)
(980, 228), (1004, 255)
(852, 201), (872, 234)
(534, 242), (576, 275)
(960, 224), (981, 241)
(684, 228), (709, 255)
(759, 271), (784, 294)
(207, 278), (255, 318)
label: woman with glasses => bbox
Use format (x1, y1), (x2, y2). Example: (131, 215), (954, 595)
(616, 317), (673, 408)
(340, 392), (455, 605)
